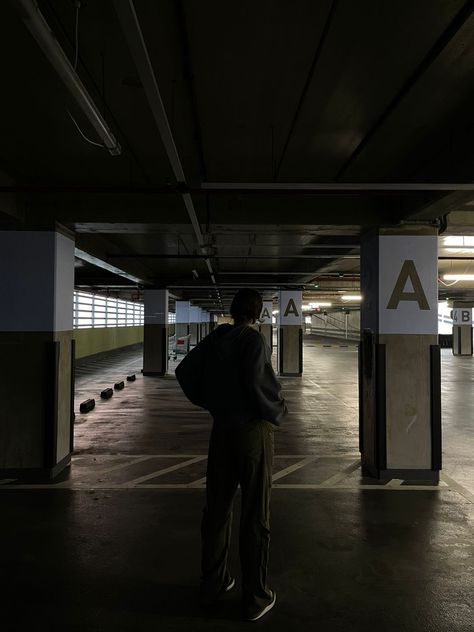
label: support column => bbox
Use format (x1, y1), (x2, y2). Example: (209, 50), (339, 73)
(259, 300), (273, 353)
(209, 314), (217, 332)
(175, 300), (190, 339)
(189, 306), (201, 346)
(452, 304), (473, 356)
(360, 227), (441, 482)
(278, 291), (303, 376)
(143, 289), (168, 376)
(200, 310), (209, 339)
(0, 229), (75, 479)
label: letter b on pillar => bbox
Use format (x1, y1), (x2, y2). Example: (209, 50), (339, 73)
(452, 306), (473, 356)
(278, 291), (303, 376)
(360, 229), (441, 482)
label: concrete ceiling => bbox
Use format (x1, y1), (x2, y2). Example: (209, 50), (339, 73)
(0, 0), (473, 311)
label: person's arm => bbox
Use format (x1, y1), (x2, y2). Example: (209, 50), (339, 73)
(242, 334), (287, 425)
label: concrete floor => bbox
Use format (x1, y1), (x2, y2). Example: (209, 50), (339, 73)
(1, 337), (473, 630)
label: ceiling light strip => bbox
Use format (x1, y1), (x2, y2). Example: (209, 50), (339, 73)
(75, 248), (143, 284)
(16, 0), (121, 155)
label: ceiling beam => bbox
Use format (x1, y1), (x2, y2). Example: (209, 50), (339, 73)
(106, 254), (359, 260)
(201, 182), (474, 192)
(275, 0), (338, 178)
(113, 0), (222, 309)
(2, 183), (472, 193)
(334, 1), (474, 180)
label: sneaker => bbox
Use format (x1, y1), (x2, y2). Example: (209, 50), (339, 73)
(224, 576), (235, 593)
(245, 590), (276, 621)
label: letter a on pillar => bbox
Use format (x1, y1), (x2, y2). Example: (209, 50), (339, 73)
(379, 236), (437, 335)
(386, 260), (429, 310)
(280, 291), (302, 326)
(259, 301), (273, 324)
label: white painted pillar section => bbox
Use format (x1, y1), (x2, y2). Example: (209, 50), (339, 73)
(278, 290), (303, 376)
(189, 305), (202, 345)
(0, 230), (75, 479)
(176, 300), (190, 324)
(143, 289), (169, 375)
(452, 306), (473, 356)
(259, 300), (273, 353)
(360, 228), (441, 482)
(175, 300), (190, 338)
(0, 231), (74, 332)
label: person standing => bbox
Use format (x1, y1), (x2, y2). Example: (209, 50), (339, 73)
(175, 288), (287, 621)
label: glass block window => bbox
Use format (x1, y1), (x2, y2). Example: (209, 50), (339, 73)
(73, 291), (144, 329)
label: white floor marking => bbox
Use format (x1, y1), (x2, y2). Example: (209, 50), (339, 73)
(440, 473), (474, 504)
(188, 476), (207, 487)
(97, 455), (156, 474)
(318, 460), (361, 487)
(386, 478), (404, 488)
(0, 455), (471, 501)
(272, 456), (319, 482)
(122, 456), (208, 487)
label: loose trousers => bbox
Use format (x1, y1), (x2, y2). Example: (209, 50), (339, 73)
(200, 419), (274, 613)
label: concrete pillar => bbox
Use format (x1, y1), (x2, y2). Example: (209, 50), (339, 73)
(209, 314), (217, 332)
(189, 306), (201, 346)
(199, 310), (208, 340)
(143, 289), (168, 376)
(359, 227), (441, 482)
(278, 291), (303, 376)
(259, 300), (273, 353)
(452, 304), (473, 356)
(175, 300), (190, 339)
(0, 229), (75, 479)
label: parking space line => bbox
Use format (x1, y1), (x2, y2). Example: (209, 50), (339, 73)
(318, 460), (361, 487)
(98, 455), (156, 474)
(440, 473), (474, 504)
(122, 456), (208, 487)
(272, 456), (319, 482)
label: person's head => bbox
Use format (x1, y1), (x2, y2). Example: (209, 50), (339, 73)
(230, 288), (263, 325)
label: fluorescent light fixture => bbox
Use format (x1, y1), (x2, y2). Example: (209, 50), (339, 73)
(16, 0), (121, 156)
(303, 302), (332, 309)
(443, 274), (474, 281)
(445, 248), (474, 253)
(75, 248), (143, 284)
(443, 236), (474, 247)
(341, 294), (362, 301)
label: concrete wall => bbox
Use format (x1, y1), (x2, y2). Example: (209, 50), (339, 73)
(310, 310), (360, 340)
(74, 326), (144, 359)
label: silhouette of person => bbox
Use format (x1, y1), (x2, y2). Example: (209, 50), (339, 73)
(175, 288), (287, 620)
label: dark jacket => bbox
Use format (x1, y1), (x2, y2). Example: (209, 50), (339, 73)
(175, 324), (287, 426)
